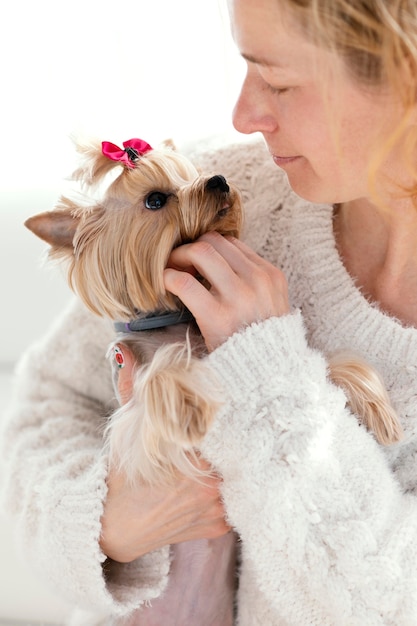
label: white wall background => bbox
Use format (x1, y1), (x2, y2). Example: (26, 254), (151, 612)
(0, 0), (246, 366)
(0, 1), (247, 623)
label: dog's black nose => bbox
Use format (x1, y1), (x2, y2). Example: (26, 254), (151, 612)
(206, 175), (229, 193)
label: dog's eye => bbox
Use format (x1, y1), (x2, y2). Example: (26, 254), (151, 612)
(145, 192), (169, 211)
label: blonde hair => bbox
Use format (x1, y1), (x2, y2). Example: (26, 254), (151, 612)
(286, 0), (417, 204)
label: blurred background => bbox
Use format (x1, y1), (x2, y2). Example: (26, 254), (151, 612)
(0, 1), (246, 623)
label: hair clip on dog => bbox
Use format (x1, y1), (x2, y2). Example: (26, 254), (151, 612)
(101, 138), (153, 168)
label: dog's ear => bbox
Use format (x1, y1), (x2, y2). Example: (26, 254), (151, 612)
(25, 208), (79, 249)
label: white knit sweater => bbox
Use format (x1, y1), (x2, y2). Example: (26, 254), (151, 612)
(2, 138), (417, 626)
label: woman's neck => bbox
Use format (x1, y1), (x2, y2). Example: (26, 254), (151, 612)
(333, 197), (417, 327)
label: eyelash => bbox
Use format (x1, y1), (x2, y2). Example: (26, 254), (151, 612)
(266, 84), (290, 96)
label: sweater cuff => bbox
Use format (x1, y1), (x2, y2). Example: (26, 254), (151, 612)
(207, 310), (319, 404)
(200, 311), (331, 467)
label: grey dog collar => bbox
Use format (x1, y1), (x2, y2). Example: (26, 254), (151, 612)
(114, 308), (195, 332)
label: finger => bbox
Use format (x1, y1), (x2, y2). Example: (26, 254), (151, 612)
(196, 233), (288, 313)
(175, 232), (248, 275)
(200, 232), (281, 279)
(222, 234), (272, 267)
(168, 233), (266, 290)
(113, 344), (136, 405)
(164, 266), (216, 319)
(167, 238), (241, 295)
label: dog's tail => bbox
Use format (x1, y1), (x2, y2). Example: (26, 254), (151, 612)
(106, 336), (222, 485)
(327, 352), (403, 445)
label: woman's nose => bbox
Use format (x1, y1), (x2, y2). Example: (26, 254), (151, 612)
(232, 69), (278, 136)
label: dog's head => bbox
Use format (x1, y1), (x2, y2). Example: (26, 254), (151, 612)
(25, 138), (243, 321)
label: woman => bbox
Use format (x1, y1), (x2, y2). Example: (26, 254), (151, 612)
(2, 0), (417, 624)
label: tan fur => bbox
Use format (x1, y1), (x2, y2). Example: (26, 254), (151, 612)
(327, 352), (403, 445)
(107, 327), (222, 484)
(25, 137), (402, 486)
(25, 139), (242, 484)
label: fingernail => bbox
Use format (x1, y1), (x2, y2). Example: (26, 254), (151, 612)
(113, 345), (125, 369)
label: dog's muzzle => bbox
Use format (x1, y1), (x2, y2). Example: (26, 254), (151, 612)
(205, 175), (229, 193)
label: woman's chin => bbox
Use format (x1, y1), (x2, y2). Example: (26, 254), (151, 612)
(285, 175), (343, 206)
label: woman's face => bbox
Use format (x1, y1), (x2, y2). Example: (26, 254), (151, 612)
(228, 0), (405, 205)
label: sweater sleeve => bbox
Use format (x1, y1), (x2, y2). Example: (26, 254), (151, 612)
(0, 297), (170, 619)
(200, 311), (416, 625)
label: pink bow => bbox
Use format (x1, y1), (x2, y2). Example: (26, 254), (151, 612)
(102, 138), (153, 168)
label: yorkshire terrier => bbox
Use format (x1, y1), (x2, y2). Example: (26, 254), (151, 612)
(25, 137), (402, 485)
(25, 136), (402, 624)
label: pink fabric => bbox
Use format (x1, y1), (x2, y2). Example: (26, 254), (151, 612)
(102, 138), (153, 168)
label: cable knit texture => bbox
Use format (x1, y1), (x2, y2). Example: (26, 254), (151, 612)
(1, 136), (417, 625)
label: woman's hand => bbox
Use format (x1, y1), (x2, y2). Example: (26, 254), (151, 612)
(164, 232), (289, 351)
(100, 463), (230, 563)
(100, 345), (230, 563)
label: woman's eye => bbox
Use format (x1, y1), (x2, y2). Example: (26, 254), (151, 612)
(266, 84), (290, 96)
(145, 192), (169, 211)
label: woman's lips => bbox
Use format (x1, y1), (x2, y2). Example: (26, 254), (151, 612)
(272, 155), (301, 166)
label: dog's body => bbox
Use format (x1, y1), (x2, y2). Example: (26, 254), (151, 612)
(25, 137), (402, 624)
(118, 534), (237, 626)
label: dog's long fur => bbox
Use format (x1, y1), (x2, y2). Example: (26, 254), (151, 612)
(25, 138), (403, 486)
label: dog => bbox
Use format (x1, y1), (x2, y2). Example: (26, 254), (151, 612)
(25, 137), (245, 484)
(25, 136), (403, 624)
